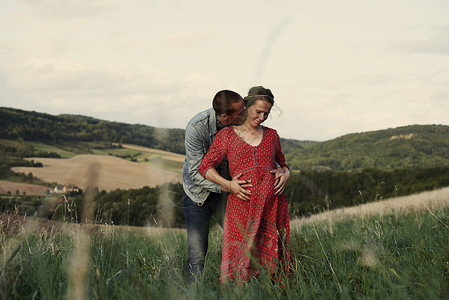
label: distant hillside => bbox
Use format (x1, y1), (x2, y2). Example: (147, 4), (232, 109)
(286, 124), (449, 171)
(0, 106), (310, 155)
(2, 107), (449, 171)
(0, 107), (185, 154)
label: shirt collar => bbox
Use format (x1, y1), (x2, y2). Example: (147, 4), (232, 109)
(216, 114), (224, 131)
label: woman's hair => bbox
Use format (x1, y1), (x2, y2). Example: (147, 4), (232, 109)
(212, 90), (243, 115)
(244, 86), (274, 108)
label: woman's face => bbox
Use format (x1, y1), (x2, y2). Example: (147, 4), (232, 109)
(245, 99), (272, 128)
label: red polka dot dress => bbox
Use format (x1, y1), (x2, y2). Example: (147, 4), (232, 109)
(199, 126), (291, 283)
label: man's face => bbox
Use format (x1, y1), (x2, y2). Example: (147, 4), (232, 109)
(222, 100), (246, 126)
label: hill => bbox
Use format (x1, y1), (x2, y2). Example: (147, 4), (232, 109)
(286, 124), (449, 171)
(0, 107), (185, 154)
(2, 107), (449, 171)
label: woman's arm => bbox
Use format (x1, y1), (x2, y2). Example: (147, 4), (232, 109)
(198, 128), (252, 199)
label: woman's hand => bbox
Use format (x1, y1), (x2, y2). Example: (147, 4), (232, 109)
(271, 167), (290, 195)
(229, 173), (252, 201)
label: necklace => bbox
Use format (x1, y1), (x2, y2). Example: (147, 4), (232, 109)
(235, 124), (263, 146)
(242, 124), (259, 135)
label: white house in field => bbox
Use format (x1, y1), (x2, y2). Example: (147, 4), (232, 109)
(52, 185), (81, 194)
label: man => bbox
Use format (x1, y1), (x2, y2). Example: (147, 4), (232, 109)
(182, 90), (249, 282)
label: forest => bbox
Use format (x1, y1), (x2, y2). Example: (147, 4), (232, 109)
(284, 124), (449, 170)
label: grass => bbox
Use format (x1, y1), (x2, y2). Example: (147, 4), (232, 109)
(1, 200), (448, 299)
(27, 142), (77, 159)
(93, 147), (184, 173)
(299, 210), (448, 299)
(1, 174), (52, 188)
(145, 157), (184, 173)
(27, 142), (143, 160)
(91, 148), (141, 158)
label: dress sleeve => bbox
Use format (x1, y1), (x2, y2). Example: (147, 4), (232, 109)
(199, 128), (229, 177)
(274, 130), (289, 170)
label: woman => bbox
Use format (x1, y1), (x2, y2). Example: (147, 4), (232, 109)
(198, 86), (291, 283)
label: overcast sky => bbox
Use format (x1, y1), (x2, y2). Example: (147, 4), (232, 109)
(1, 0), (448, 141)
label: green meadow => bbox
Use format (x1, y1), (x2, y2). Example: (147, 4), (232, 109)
(26, 142), (78, 159)
(1, 201), (448, 299)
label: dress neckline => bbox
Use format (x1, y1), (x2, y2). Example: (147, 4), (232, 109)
(231, 126), (265, 148)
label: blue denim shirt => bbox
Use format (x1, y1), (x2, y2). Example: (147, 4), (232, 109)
(182, 108), (229, 205)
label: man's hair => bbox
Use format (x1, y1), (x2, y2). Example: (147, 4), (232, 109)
(212, 90), (243, 115)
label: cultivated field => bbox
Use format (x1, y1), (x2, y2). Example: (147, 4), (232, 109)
(11, 154), (182, 192)
(0, 180), (50, 196)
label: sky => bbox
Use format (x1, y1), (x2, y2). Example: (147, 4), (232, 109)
(1, 0), (448, 141)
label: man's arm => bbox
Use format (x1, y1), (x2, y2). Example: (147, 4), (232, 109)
(185, 123), (222, 193)
(271, 130), (290, 195)
(271, 167), (290, 195)
(204, 169), (252, 201)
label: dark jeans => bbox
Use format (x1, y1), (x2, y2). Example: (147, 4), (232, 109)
(183, 191), (227, 282)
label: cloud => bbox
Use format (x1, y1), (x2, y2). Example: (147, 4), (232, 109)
(2, 0), (449, 142)
(0, 55), (226, 130)
(253, 17), (292, 82)
(390, 25), (449, 55)
(166, 30), (218, 47)
(18, 0), (111, 19)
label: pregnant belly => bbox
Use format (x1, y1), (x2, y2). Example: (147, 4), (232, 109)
(237, 168), (275, 200)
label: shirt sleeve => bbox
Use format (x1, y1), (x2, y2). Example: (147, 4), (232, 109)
(274, 130), (289, 170)
(199, 128), (229, 177)
(185, 122), (222, 194)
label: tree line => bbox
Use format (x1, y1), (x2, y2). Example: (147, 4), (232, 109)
(285, 166), (449, 216)
(3, 166), (448, 228)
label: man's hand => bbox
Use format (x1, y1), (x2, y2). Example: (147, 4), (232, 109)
(229, 173), (252, 201)
(271, 167), (290, 195)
